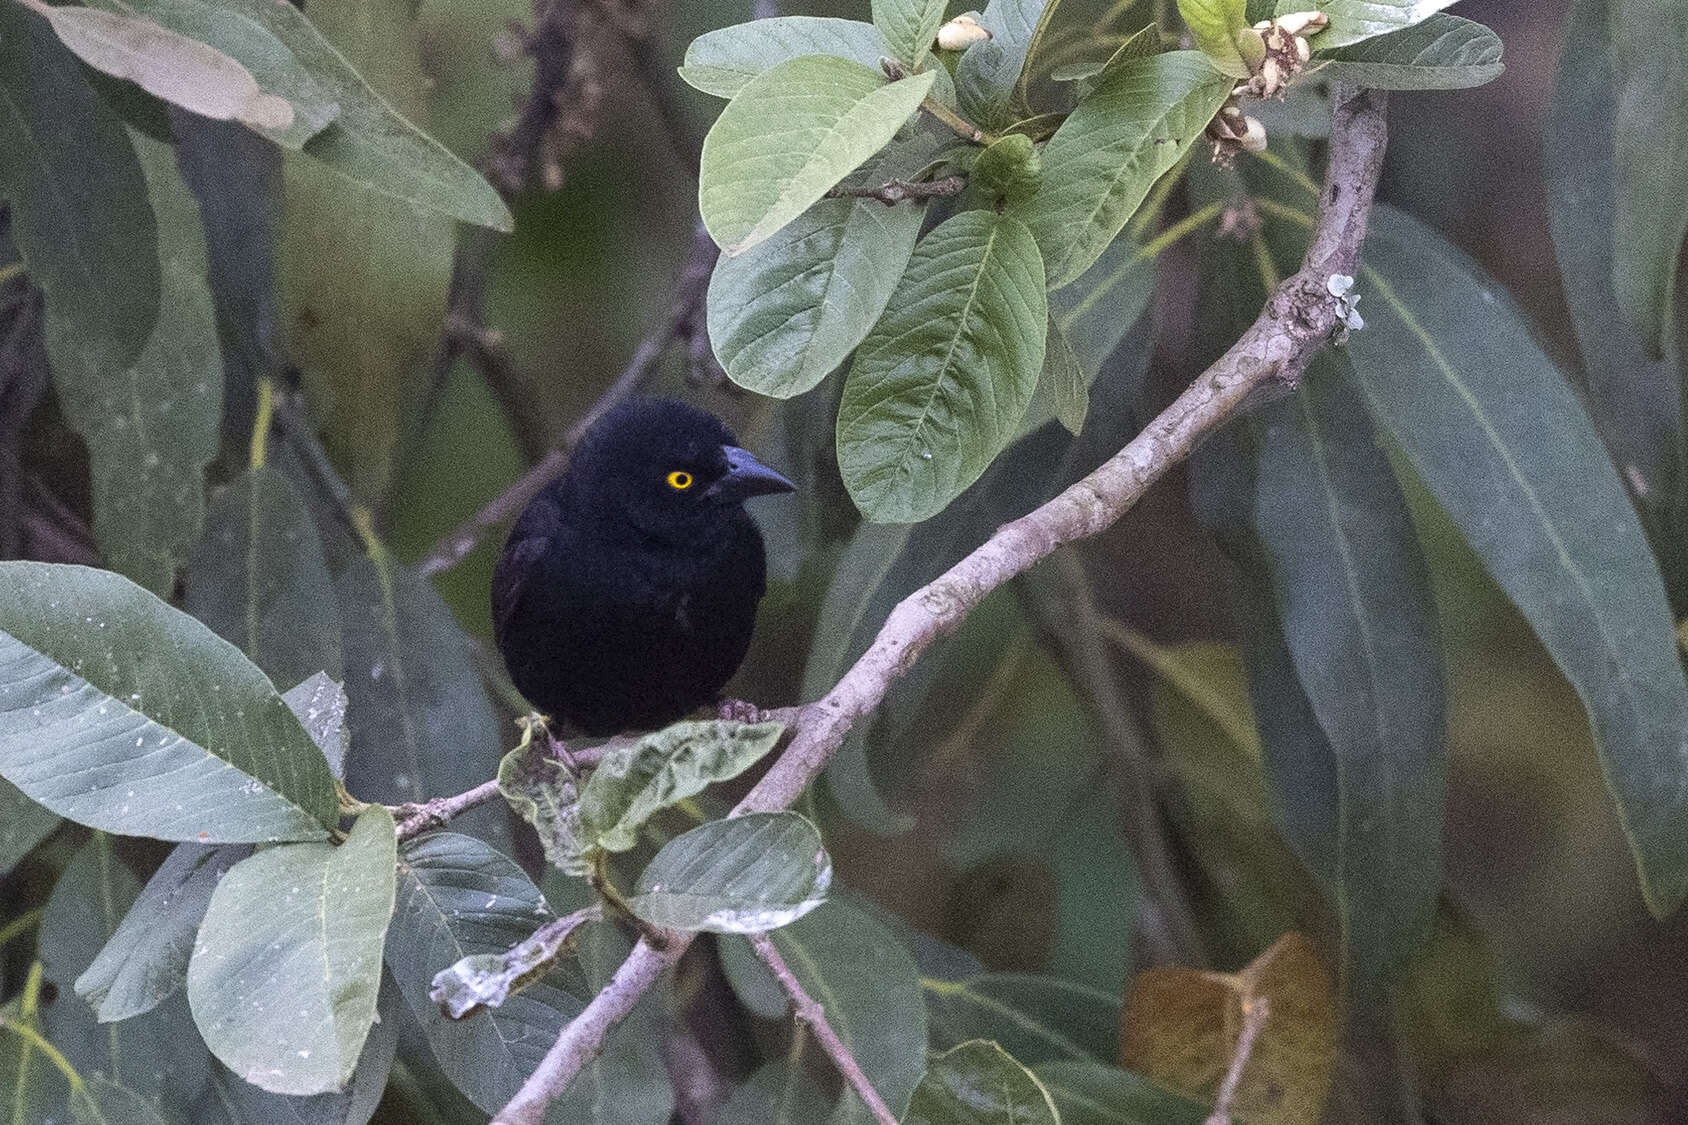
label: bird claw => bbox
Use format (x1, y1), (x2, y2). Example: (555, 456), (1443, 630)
(715, 697), (766, 724)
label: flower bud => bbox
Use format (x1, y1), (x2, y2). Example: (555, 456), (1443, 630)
(1275, 10), (1329, 37)
(936, 14), (992, 51)
(1241, 116), (1268, 153)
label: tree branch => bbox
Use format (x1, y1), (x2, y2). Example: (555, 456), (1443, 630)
(416, 222), (719, 578)
(489, 85), (1388, 1125)
(1206, 997), (1271, 1125)
(748, 932), (900, 1125)
(826, 175), (967, 205)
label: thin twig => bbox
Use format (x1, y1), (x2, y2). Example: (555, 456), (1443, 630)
(1206, 997), (1271, 1125)
(748, 933), (899, 1125)
(826, 175), (968, 206)
(488, 85), (1388, 1125)
(417, 222), (720, 578)
(394, 779), (504, 841)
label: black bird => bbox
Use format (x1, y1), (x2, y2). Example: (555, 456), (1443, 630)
(492, 398), (795, 736)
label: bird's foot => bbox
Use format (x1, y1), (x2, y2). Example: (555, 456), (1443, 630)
(715, 697), (767, 724)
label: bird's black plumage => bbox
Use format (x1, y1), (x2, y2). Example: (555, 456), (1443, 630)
(491, 399), (794, 736)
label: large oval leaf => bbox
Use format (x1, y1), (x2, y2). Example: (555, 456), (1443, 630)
(924, 973), (1121, 1065)
(1280, 0), (1459, 50)
(680, 16), (887, 98)
(1612, 0), (1688, 358)
(626, 811), (832, 933)
(1010, 52), (1231, 287)
(0, 1), (158, 374)
(188, 806), (396, 1095)
(699, 55), (935, 255)
(1349, 206), (1688, 917)
(1310, 13), (1504, 90)
(1032, 1060), (1209, 1125)
(386, 832), (583, 1113)
(0, 562), (338, 841)
(873, 0), (946, 68)
(186, 465), (343, 691)
(904, 1040), (1058, 1125)
(708, 196), (923, 398)
(837, 209), (1048, 523)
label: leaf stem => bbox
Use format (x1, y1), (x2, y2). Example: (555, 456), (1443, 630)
(826, 175), (968, 205)
(920, 97), (999, 145)
(748, 932), (900, 1125)
(249, 378), (275, 471)
(588, 853), (669, 950)
(0, 908), (43, 952)
(1205, 997), (1271, 1125)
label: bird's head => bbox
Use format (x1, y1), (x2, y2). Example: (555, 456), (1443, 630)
(565, 398), (795, 543)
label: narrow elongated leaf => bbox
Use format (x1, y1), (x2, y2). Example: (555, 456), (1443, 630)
(626, 812), (832, 933)
(64, 130), (222, 597)
(1180, 0), (1252, 77)
(36, 4), (294, 132)
(721, 902), (926, 1122)
(924, 973), (1121, 1064)
(874, 0), (946, 68)
(579, 720), (786, 856)
(37, 834), (211, 1105)
(905, 1040), (1059, 1125)
(335, 557), (504, 832)
(955, 0), (1052, 128)
(1546, 0), (1686, 534)
(1612, 0), (1688, 358)
(837, 210), (1048, 523)
(708, 197), (923, 398)
(1280, 0), (1459, 49)
(1011, 52), (1232, 287)
(187, 465), (343, 690)
(0, 1), (158, 374)
(1349, 206), (1688, 916)
(189, 806), (397, 1095)
(387, 833), (583, 1113)
(1031, 314), (1088, 434)
(0, 780), (59, 878)
(429, 907), (597, 1019)
(89, 0), (337, 147)
(76, 842), (252, 1022)
(1310, 13), (1503, 89)
(1252, 356), (1446, 991)
(680, 17), (887, 98)
(1033, 1060), (1209, 1125)
(699, 56), (934, 255)
(0, 562), (338, 841)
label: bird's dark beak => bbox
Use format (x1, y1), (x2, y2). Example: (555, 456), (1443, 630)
(708, 446), (796, 504)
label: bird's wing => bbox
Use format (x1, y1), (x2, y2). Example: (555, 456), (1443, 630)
(491, 534), (550, 646)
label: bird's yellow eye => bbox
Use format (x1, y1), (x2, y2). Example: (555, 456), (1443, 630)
(666, 470), (694, 491)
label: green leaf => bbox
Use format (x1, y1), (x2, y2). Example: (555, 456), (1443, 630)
(72, 1075), (172, 1125)
(387, 833), (583, 1113)
(34, 4), (294, 133)
(716, 1059), (833, 1125)
(874, 0), (947, 68)
(0, 780), (60, 879)
(1179, 0), (1251, 77)
(497, 727), (585, 875)
(1546, 0), (1687, 566)
(0, 561), (339, 841)
(87, 0), (338, 147)
(708, 196), (924, 398)
(579, 719), (787, 856)
(428, 907), (597, 1019)
(188, 806), (396, 1095)
(905, 1040), (1059, 1125)
(1309, 13), (1503, 89)
(1050, 230), (1155, 373)
(837, 209), (1049, 523)
(721, 901), (926, 1121)
(1349, 206), (1688, 916)
(1048, 24), (1159, 82)
(0, 1), (159, 376)
(626, 811), (832, 933)
(680, 17), (888, 98)
(77, 842), (252, 1022)
(186, 465), (344, 691)
(924, 973), (1122, 1064)
(1011, 52), (1232, 287)
(283, 673), (350, 780)
(1612, 0), (1688, 358)
(1281, 0), (1459, 50)
(699, 55), (935, 255)
(335, 557), (505, 833)
(1251, 356), (1447, 992)
(1032, 1060), (1210, 1125)
(1030, 314), (1088, 435)
(955, 0), (1054, 128)
(972, 133), (1041, 205)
